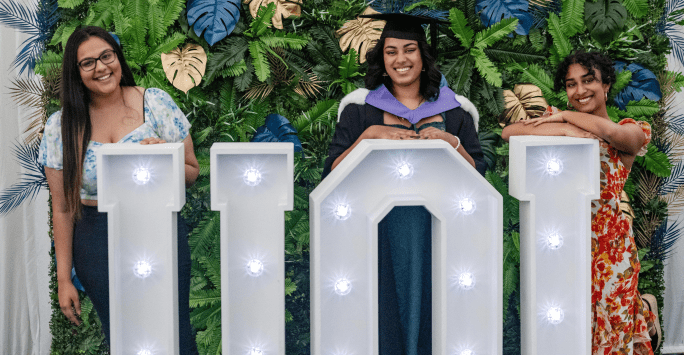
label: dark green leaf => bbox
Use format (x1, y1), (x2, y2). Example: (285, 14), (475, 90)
(585, 0), (628, 45)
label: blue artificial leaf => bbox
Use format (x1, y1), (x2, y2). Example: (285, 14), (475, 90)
(661, 160), (684, 194)
(647, 218), (682, 261)
(475, 0), (534, 35)
(613, 62), (663, 110)
(187, 0), (241, 46)
(370, 0), (448, 20)
(0, 0), (59, 74)
(251, 114), (303, 152)
(530, 0), (561, 29)
(0, 141), (48, 215)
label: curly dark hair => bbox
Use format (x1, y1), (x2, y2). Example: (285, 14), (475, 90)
(554, 51), (616, 93)
(364, 36), (442, 100)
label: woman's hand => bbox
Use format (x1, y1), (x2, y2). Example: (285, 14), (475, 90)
(522, 112), (565, 127)
(140, 137), (167, 145)
(58, 280), (81, 325)
(417, 126), (452, 142)
(365, 125), (420, 140)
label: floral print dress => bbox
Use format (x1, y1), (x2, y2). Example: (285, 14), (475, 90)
(592, 118), (656, 355)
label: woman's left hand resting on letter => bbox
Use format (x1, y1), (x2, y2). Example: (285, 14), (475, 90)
(418, 126), (476, 168)
(140, 135), (200, 186)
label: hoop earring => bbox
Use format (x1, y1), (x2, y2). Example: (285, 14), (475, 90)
(567, 101), (573, 110)
(421, 68), (426, 72)
(382, 72), (388, 77)
(605, 92), (608, 102)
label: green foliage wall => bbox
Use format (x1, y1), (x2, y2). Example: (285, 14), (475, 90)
(33, 0), (684, 354)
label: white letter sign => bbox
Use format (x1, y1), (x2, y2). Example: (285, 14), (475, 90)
(211, 142), (294, 355)
(310, 139), (503, 355)
(97, 143), (185, 355)
(509, 136), (599, 355)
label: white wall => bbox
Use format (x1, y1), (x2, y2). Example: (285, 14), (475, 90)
(662, 52), (684, 354)
(0, 21), (52, 355)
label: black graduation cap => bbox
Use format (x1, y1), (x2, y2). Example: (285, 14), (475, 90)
(359, 13), (447, 55)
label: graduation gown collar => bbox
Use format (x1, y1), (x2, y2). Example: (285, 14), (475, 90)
(364, 84), (461, 124)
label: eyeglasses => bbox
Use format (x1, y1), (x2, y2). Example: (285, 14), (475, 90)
(78, 50), (117, 72)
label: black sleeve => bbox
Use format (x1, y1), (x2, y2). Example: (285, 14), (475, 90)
(445, 108), (487, 176)
(322, 104), (367, 178)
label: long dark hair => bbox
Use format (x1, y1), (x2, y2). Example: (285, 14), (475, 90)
(61, 26), (136, 217)
(364, 36), (441, 100)
(554, 51), (616, 93)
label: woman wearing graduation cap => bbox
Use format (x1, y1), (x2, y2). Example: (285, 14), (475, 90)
(323, 13), (486, 355)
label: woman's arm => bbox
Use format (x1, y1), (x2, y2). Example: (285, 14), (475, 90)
(45, 167), (81, 325)
(502, 121), (601, 142)
(554, 111), (645, 155)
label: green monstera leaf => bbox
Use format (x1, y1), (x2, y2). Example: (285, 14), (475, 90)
(585, 0), (628, 45)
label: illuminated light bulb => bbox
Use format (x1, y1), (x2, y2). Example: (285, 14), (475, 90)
(546, 158), (563, 176)
(395, 161), (414, 179)
(248, 347), (263, 355)
(137, 350), (152, 355)
(334, 203), (351, 221)
(133, 260), (152, 278)
(460, 350), (474, 355)
(334, 278), (352, 295)
(132, 167), (151, 185)
(246, 259), (264, 277)
(546, 307), (564, 324)
(546, 232), (564, 250)
(458, 198), (476, 215)
(458, 272), (475, 290)
(243, 168), (262, 186)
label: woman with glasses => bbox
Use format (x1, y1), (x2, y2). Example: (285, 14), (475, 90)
(39, 26), (199, 352)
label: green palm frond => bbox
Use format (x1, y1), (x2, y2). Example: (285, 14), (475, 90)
(560, 0), (584, 37)
(83, 0), (117, 28)
(611, 69), (633, 97)
(189, 211), (220, 257)
(625, 99), (660, 118)
(484, 44), (546, 63)
(473, 18), (518, 50)
(449, 7), (474, 48)
(261, 31), (309, 50)
(189, 288), (221, 308)
(514, 63), (555, 99)
(547, 12), (571, 66)
(292, 99), (339, 134)
(250, 41), (270, 82)
(442, 56), (474, 97)
(622, 0), (648, 18)
(58, 0), (84, 9)
(471, 48), (502, 86)
(50, 18), (80, 49)
(205, 37), (249, 84)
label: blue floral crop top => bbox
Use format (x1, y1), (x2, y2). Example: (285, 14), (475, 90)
(38, 88), (191, 200)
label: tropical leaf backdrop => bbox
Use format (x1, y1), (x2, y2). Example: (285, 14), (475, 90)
(0, 0), (683, 353)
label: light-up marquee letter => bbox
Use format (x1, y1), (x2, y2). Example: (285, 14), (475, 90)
(210, 142), (293, 355)
(310, 140), (503, 355)
(508, 136), (599, 355)
(97, 143), (185, 355)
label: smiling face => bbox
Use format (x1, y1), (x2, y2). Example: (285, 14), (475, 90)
(77, 36), (122, 97)
(383, 37), (423, 89)
(565, 63), (611, 116)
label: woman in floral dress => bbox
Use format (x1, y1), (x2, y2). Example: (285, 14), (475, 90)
(502, 51), (659, 355)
